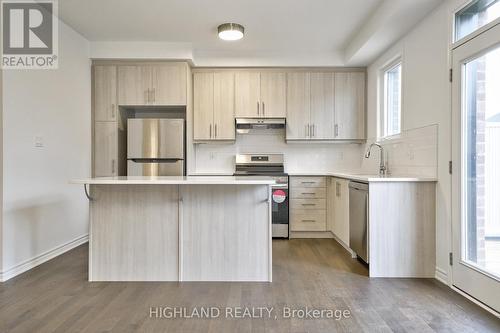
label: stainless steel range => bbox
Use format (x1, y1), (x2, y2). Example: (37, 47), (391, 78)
(234, 154), (289, 238)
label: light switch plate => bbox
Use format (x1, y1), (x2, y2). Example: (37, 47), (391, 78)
(34, 136), (44, 148)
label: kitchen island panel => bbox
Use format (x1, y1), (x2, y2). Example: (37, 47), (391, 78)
(89, 185), (179, 281)
(181, 185), (271, 281)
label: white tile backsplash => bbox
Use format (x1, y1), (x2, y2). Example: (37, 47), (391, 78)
(360, 124), (438, 177)
(193, 125), (438, 177)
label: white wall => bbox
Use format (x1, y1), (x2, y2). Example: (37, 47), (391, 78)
(1, 21), (91, 280)
(365, 0), (467, 283)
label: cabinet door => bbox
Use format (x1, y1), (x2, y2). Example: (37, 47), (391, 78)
(334, 72), (366, 140)
(260, 72), (286, 118)
(213, 72), (235, 140)
(286, 72), (310, 140)
(94, 65), (117, 121)
(193, 72), (214, 141)
(94, 122), (118, 177)
(235, 72), (260, 117)
(118, 66), (151, 105)
(333, 178), (350, 246)
(152, 64), (187, 105)
(310, 73), (335, 140)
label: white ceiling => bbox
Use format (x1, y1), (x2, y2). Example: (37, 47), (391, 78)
(58, 0), (444, 66)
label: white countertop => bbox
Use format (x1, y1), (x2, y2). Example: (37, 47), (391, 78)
(287, 172), (437, 182)
(70, 176), (276, 185)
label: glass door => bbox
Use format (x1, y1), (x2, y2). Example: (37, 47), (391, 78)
(452, 20), (500, 313)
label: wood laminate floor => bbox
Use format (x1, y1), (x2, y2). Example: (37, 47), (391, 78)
(0, 239), (499, 332)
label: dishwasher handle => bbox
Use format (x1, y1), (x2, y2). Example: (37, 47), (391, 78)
(348, 181), (368, 191)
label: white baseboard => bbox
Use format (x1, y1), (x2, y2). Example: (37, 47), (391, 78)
(0, 234), (89, 282)
(435, 267), (449, 285)
(289, 231), (334, 239)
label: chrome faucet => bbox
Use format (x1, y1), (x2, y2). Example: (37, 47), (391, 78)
(365, 143), (387, 176)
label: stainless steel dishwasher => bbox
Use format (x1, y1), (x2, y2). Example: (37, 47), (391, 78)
(349, 181), (369, 263)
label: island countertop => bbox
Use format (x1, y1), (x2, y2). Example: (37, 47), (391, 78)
(70, 176), (276, 185)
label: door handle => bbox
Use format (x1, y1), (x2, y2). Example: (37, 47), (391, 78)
(215, 123), (217, 138)
(257, 101), (260, 115)
(301, 203), (316, 206)
(301, 192), (315, 195)
(306, 124), (310, 138)
(334, 124), (339, 137)
(262, 102), (265, 116)
(209, 124), (212, 139)
(111, 159), (115, 175)
(301, 219), (316, 223)
(312, 124), (315, 137)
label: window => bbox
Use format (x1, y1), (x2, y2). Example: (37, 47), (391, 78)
(455, 0), (500, 42)
(380, 61), (402, 138)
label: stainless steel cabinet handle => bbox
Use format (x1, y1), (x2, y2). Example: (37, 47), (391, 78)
(111, 159), (115, 174)
(301, 203), (316, 206)
(215, 124), (217, 138)
(257, 101), (260, 115)
(312, 124), (315, 137)
(262, 102), (265, 116)
(301, 192), (315, 195)
(306, 124), (310, 138)
(301, 181), (315, 184)
(301, 219), (316, 223)
(334, 124), (339, 137)
(209, 124), (212, 138)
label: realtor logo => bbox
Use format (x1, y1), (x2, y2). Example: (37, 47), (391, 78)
(1, 0), (58, 69)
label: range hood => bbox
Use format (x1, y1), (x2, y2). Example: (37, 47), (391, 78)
(236, 118), (286, 134)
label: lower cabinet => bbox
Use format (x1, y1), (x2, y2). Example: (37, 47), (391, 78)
(329, 177), (350, 245)
(290, 177), (327, 232)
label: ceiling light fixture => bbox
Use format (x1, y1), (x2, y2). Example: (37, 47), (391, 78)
(218, 23), (244, 41)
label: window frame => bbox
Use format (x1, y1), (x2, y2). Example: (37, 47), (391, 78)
(378, 57), (403, 140)
(453, 0), (500, 48)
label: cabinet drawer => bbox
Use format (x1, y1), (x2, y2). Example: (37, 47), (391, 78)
(291, 177), (326, 188)
(291, 198), (326, 210)
(290, 210), (327, 231)
(291, 187), (326, 199)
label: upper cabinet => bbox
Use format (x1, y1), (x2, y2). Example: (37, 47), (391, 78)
(94, 65), (117, 121)
(118, 63), (187, 106)
(235, 71), (286, 118)
(286, 70), (366, 141)
(334, 72), (366, 140)
(193, 72), (235, 141)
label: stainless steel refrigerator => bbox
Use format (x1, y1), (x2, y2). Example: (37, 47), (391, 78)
(127, 119), (185, 176)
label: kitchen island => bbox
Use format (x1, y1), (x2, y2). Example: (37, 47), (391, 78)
(71, 176), (275, 282)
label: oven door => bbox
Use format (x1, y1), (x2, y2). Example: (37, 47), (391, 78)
(271, 185), (289, 238)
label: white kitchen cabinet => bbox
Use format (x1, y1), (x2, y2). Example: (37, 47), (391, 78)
(193, 72), (235, 141)
(118, 63), (187, 106)
(94, 65), (117, 122)
(334, 72), (365, 140)
(235, 71), (286, 118)
(94, 122), (118, 177)
(330, 177), (350, 246)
